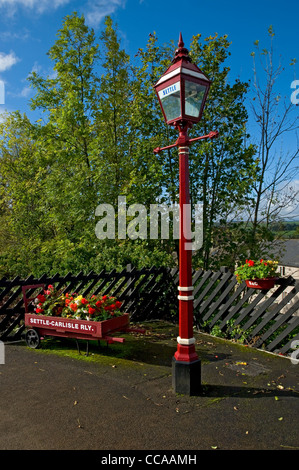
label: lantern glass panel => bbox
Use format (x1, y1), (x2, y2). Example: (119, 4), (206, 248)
(185, 80), (206, 118)
(158, 81), (181, 122)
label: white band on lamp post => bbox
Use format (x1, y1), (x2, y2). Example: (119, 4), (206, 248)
(177, 295), (194, 300)
(177, 336), (195, 345)
(177, 286), (193, 291)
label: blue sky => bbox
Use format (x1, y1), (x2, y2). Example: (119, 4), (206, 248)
(0, 0), (298, 216)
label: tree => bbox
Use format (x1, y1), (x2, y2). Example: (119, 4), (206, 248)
(18, 12), (103, 275)
(0, 112), (52, 276)
(183, 33), (257, 269)
(0, 18), (273, 277)
(132, 32), (258, 270)
(25, 14), (174, 273)
(94, 16), (134, 205)
(245, 26), (299, 259)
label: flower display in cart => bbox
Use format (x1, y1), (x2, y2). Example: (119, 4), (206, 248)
(34, 285), (123, 321)
(34, 285), (64, 315)
(234, 259), (279, 283)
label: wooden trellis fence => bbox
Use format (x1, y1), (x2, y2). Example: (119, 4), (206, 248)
(1, 265), (299, 357)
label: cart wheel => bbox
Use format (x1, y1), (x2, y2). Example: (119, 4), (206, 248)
(25, 329), (41, 349)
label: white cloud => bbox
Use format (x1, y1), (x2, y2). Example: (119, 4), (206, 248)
(84, 0), (126, 27)
(0, 51), (19, 72)
(0, 0), (70, 15)
(8, 85), (32, 99)
(0, 0), (126, 25)
(0, 30), (30, 41)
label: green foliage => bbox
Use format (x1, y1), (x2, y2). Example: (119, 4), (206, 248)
(209, 319), (250, 344)
(0, 14), (264, 278)
(187, 33), (258, 269)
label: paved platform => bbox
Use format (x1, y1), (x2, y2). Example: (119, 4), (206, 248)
(0, 323), (298, 452)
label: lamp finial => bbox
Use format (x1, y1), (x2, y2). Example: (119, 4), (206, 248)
(173, 32), (191, 63)
(178, 32), (184, 48)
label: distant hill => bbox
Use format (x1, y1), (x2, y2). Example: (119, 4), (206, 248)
(271, 221), (299, 239)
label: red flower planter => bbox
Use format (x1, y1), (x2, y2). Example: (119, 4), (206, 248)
(24, 313), (130, 348)
(245, 278), (278, 290)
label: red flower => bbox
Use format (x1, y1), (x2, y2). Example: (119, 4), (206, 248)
(115, 301), (122, 308)
(36, 308), (44, 314)
(88, 307), (96, 315)
(70, 303), (78, 312)
(81, 298), (88, 305)
(37, 294), (46, 303)
(248, 260), (255, 267)
(95, 300), (102, 308)
(48, 285), (54, 290)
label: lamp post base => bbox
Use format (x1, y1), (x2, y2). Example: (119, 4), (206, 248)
(172, 357), (201, 396)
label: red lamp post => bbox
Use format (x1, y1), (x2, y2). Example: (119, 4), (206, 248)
(154, 34), (218, 395)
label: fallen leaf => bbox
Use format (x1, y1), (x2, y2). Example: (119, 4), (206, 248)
(73, 401), (78, 406)
(278, 417), (283, 421)
(280, 445), (299, 449)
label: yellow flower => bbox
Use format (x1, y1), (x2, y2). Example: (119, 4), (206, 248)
(74, 295), (83, 305)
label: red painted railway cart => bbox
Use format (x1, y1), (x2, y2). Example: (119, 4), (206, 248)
(22, 284), (143, 353)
